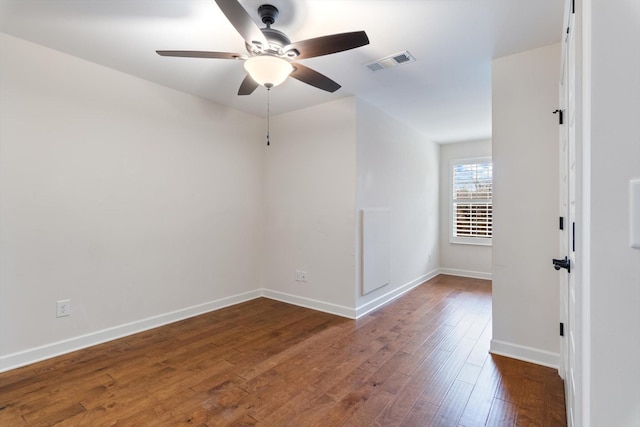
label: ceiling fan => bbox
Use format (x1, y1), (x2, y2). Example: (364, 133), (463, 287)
(156, 0), (370, 95)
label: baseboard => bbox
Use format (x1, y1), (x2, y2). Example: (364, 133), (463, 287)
(0, 289), (263, 373)
(490, 339), (559, 369)
(354, 269), (440, 319)
(1, 272), (495, 373)
(261, 289), (356, 319)
(439, 268), (492, 280)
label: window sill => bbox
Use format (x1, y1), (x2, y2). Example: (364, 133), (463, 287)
(449, 238), (492, 247)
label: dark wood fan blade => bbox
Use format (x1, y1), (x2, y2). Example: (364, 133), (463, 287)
(215, 0), (268, 46)
(238, 74), (259, 95)
(156, 50), (247, 60)
(290, 63), (341, 93)
(284, 31), (369, 60)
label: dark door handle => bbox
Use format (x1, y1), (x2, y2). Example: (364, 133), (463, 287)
(552, 256), (571, 273)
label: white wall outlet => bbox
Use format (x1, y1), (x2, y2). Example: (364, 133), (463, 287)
(300, 271), (307, 282)
(295, 270), (302, 281)
(56, 299), (71, 318)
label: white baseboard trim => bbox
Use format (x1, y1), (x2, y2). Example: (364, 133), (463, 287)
(0, 289), (263, 373)
(1, 272), (495, 373)
(354, 269), (440, 319)
(439, 268), (492, 280)
(490, 339), (559, 369)
(261, 289), (356, 319)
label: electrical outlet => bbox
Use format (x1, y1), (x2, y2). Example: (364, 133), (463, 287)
(56, 299), (71, 318)
(295, 270), (302, 281)
(300, 271), (307, 282)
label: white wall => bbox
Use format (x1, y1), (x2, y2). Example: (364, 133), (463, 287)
(491, 43), (561, 367)
(0, 32), (448, 372)
(587, 0), (640, 424)
(0, 33), (265, 370)
(263, 98), (441, 319)
(263, 98), (358, 316)
(439, 139), (492, 279)
(355, 99), (440, 316)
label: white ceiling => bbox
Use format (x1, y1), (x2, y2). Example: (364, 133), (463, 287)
(0, 0), (563, 143)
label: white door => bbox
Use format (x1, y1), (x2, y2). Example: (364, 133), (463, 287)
(558, 1), (579, 426)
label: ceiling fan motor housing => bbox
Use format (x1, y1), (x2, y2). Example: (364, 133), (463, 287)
(246, 5), (297, 58)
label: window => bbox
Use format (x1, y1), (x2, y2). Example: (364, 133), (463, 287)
(451, 158), (492, 245)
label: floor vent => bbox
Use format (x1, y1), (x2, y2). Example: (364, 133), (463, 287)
(365, 51), (416, 72)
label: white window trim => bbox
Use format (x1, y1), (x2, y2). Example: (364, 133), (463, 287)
(450, 157), (493, 246)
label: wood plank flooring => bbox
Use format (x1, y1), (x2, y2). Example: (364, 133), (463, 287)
(0, 275), (567, 426)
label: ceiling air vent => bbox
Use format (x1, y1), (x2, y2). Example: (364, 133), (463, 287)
(365, 51), (416, 72)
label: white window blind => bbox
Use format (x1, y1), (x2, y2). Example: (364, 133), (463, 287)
(451, 160), (492, 243)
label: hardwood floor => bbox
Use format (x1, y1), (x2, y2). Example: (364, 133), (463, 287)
(0, 275), (567, 426)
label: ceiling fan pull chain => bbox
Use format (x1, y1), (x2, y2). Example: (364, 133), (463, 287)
(266, 87), (271, 146)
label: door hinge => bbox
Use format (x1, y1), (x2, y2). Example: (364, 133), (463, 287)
(560, 322), (565, 337)
(572, 0), (575, 14)
(559, 216), (564, 230)
(553, 109), (564, 125)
